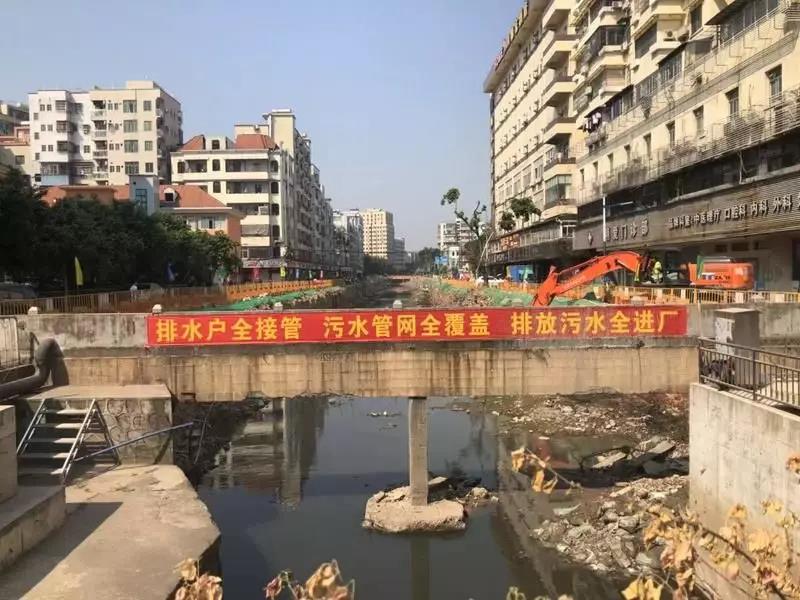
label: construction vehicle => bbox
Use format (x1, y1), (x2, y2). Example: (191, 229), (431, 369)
(532, 251), (754, 306)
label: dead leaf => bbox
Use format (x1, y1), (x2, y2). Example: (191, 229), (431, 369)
(724, 558), (740, 580)
(674, 539), (693, 564)
(748, 530), (773, 553)
(787, 453), (800, 475)
(761, 499), (784, 517)
(532, 469), (545, 492)
(728, 504), (747, 521)
(622, 577), (663, 600)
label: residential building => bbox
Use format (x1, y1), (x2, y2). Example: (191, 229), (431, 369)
(28, 80), (182, 187)
(0, 124), (30, 178)
(40, 178), (242, 243)
(0, 102), (28, 136)
(572, 0), (800, 289)
(391, 237), (407, 270)
(171, 110), (334, 280)
(437, 221), (479, 252)
(361, 209), (395, 261)
(484, 0), (582, 280)
(333, 210), (365, 274)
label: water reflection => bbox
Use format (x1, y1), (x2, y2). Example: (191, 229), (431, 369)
(199, 397), (621, 600)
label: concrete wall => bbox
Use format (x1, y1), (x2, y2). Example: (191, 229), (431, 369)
(53, 343), (698, 401)
(687, 302), (800, 340)
(0, 407), (16, 503)
(689, 383), (800, 598)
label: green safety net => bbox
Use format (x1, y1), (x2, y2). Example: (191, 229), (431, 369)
(196, 288), (341, 312)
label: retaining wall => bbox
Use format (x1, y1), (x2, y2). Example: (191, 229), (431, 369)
(689, 383), (800, 598)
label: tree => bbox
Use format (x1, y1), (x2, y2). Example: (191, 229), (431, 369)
(414, 247), (442, 273)
(0, 169), (46, 281)
(441, 188), (490, 277)
(499, 197), (542, 233)
(364, 255), (392, 275)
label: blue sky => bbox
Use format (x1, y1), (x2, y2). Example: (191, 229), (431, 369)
(2, 0), (522, 249)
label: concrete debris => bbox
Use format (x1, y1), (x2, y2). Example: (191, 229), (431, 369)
(586, 451), (629, 470)
(362, 486), (466, 534)
(368, 411), (400, 418)
(468, 486), (491, 500)
(552, 505), (580, 518)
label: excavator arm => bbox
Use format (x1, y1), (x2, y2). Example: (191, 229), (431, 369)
(533, 251), (648, 306)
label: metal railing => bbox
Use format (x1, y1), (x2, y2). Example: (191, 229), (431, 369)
(615, 286), (800, 304)
(0, 280), (339, 316)
(699, 338), (800, 407)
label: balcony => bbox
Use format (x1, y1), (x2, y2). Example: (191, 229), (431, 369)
(543, 32), (577, 68)
(92, 151), (107, 158)
(91, 110), (106, 120)
(544, 147), (576, 177)
(542, 68), (575, 107)
(543, 0), (573, 28)
(542, 116), (575, 145)
(93, 129), (107, 139)
(633, 0), (684, 31)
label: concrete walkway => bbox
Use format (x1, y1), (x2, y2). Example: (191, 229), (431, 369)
(0, 466), (219, 600)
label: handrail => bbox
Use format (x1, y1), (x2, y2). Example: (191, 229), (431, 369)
(0, 279), (340, 316)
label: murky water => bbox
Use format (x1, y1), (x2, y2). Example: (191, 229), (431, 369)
(198, 397), (621, 599)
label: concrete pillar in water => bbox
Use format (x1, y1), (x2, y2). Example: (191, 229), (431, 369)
(408, 396), (428, 507)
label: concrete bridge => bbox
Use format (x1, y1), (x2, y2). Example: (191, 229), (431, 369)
(13, 306), (702, 401)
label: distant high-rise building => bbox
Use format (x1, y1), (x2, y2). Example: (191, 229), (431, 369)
(361, 209), (395, 261)
(29, 80), (182, 186)
(437, 221), (480, 252)
(333, 210), (364, 274)
(391, 237), (406, 270)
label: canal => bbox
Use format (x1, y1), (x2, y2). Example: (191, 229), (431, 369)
(197, 396), (621, 599)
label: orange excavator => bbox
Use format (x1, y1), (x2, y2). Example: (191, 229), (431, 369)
(532, 251), (754, 306)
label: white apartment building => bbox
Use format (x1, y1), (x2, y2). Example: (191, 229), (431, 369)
(437, 221), (480, 252)
(391, 237), (407, 270)
(171, 110), (335, 280)
(361, 209), (395, 261)
(333, 210), (365, 273)
(572, 0), (800, 289)
(28, 80), (182, 187)
(484, 0), (582, 279)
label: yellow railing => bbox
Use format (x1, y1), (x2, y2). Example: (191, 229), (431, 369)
(0, 280), (338, 316)
(614, 286), (800, 305)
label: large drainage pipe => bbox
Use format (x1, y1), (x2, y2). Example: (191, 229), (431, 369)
(0, 338), (60, 401)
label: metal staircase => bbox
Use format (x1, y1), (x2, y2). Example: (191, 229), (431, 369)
(17, 399), (119, 482)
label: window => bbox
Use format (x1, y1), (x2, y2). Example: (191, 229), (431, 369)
(144, 162), (154, 173)
(727, 88), (739, 117)
(271, 181), (280, 194)
(40, 124), (45, 132)
(580, 168), (585, 186)
(635, 24), (657, 58)
(143, 100), (152, 111)
(719, 0), (780, 43)
(123, 120), (137, 133)
(272, 203), (280, 216)
(607, 153), (614, 173)
(767, 66), (782, 100)
(83, 145), (90, 154)
(690, 5), (703, 34)
(624, 144), (631, 163)
(144, 140), (153, 151)
(124, 162), (139, 175)
(41, 145), (46, 151)
(34, 153), (39, 160)
(177, 161), (185, 174)
(644, 134), (652, 158)
(544, 175), (571, 204)
(270, 159), (279, 172)
(592, 161), (599, 180)
(211, 139), (220, 150)
(254, 183), (263, 193)
(34, 132), (39, 140)
(47, 124), (53, 132)
(143, 120), (152, 131)
(693, 107), (705, 135)
(124, 140), (138, 153)
(55, 100), (66, 111)
(212, 159), (220, 171)
(666, 121), (676, 147)
(15, 155), (24, 165)
(123, 100), (137, 113)
(213, 181), (221, 194)
(82, 125), (90, 134)
(57, 141), (69, 153)
(46, 104), (51, 111)
(272, 225), (281, 239)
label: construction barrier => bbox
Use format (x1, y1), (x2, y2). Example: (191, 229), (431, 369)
(614, 286), (800, 305)
(0, 280), (338, 316)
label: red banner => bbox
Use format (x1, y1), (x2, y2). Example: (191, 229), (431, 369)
(146, 306), (687, 347)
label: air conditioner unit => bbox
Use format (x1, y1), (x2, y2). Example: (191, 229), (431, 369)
(664, 30), (675, 40)
(580, 65), (589, 75)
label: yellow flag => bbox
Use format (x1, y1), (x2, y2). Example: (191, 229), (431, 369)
(74, 257), (84, 287)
